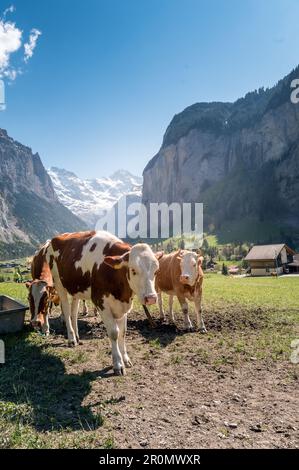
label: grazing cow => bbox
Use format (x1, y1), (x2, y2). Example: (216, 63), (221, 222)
(46, 230), (162, 375)
(150, 249), (207, 332)
(26, 242), (60, 335)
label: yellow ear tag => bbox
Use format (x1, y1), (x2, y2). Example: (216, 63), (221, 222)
(113, 263), (123, 270)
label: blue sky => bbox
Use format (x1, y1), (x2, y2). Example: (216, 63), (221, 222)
(1, 0), (299, 178)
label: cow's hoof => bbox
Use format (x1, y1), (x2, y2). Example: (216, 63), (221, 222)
(114, 367), (126, 376)
(185, 325), (194, 332)
(68, 340), (77, 348)
(124, 358), (133, 368)
(76, 336), (83, 345)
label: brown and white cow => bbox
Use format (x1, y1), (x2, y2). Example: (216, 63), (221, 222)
(153, 249), (207, 332)
(26, 242), (60, 335)
(46, 230), (162, 375)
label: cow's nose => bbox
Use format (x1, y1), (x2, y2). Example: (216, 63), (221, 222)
(144, 294), (157, 305)
(180, 274), (190, 281)
(31, 320), (41, 328)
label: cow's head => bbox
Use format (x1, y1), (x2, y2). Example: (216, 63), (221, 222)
(177, 250), (204, 286)
(25, 280), (55, 330)
(104, 244), (163, 305)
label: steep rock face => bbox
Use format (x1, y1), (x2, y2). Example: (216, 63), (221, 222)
(0, 129), (86, 258)
(142, 66), (299, 244)
(0, 129), (55, 201)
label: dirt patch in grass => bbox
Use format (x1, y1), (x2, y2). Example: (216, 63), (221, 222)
(0, 304), (298, 449)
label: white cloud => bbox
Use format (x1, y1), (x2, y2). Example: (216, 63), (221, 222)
(0, 17), (22, 74)
(0, 6), (41, 81)
(24, 28), (41, 63)
(3, 67), (20, 80)
(2, 5), (15, 19)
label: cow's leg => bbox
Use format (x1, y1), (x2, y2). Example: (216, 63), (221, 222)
(101, 308), (125, 375)
(158, 291), (165, 321)
(59, 304), (65, 326)
(59, 291), (77, 346)
(71, 298), (80, 343)
(94, 306), (99, 316)
(178, 297), (193, 331)
(82, 300), (88, 316)
(117, 314), (132, 368)
(195, 298), (207, 333)
(168, 295), (175, 324)
(42, 312), (50, 336)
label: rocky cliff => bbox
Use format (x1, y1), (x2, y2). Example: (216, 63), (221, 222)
(0, 129), (86, 259)
(143, 66), (299, 245)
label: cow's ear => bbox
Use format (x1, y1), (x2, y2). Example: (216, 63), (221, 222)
(155, 251), (164, 260)
(104, 252), (130, 270)
(25, 281), (32, 290)
(197, 256), (204, 266)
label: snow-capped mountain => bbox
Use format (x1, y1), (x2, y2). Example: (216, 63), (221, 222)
(48, 167), (142, 227)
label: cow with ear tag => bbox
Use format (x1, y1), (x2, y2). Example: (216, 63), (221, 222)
(146, 249), (207, 332)
(105, 248), (164, 328)
(46, 230), (162, 375)
(26, 241), (60, 336)
(26, 280), (60, 335)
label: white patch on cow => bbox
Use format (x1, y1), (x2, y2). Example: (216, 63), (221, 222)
(127, 244), (159, 304)
(33, 240), (51, 258)
(179, 251), (199, 286)
(74, 231), (122, 274)
(41, 240), (51, 255)
(46, 247), (62, 301)
(73, 287), (92, 300)
(31, 281), (47, 321)
(103, 294), (132, 319)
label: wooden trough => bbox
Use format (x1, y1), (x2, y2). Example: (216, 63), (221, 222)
(0, 295), (28, 334)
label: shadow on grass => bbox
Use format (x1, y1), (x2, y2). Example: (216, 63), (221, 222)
(0, 328), (108, 432)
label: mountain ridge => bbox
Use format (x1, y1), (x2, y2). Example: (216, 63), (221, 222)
(48, 167), (142, 228)
(143, 65), (299, 247)
(0, 129), (87, 259)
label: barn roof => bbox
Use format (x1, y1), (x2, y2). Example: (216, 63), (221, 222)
(245, 244), (295, 261)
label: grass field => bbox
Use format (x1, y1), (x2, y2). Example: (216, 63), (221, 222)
(0, 275), (298, 449)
